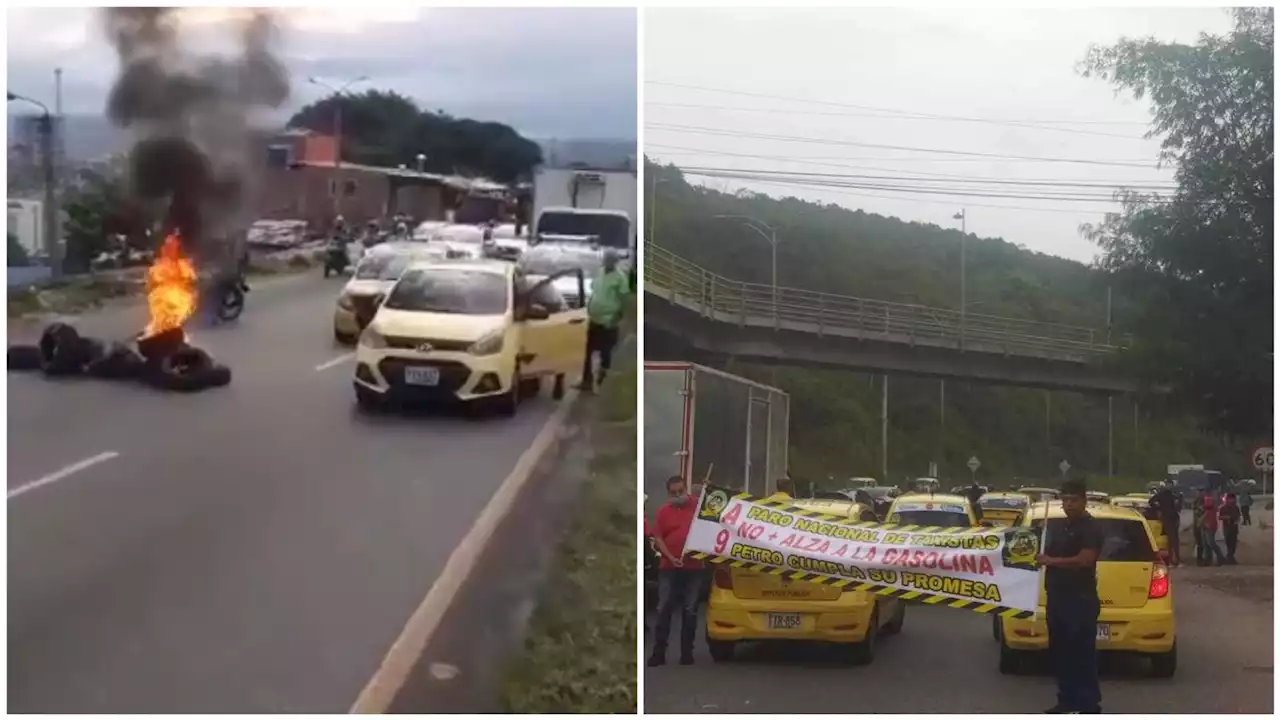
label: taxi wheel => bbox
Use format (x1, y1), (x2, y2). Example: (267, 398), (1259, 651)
(494, 371), (520, 417)
(355, 386), (385, 413)
(883, 601), (906, 635)
(519, 377), (541, 399)
(551, 373), (566, 400)
(707, 639), (735, 663)
(992, 616), (1003, 642)
(846, 607), (878, 665)
(998, 642), (1025, 675)
(334, 330), (357, 346)
(1149, 643), (1177, 678)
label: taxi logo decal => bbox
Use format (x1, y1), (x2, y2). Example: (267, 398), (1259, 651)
(1002, 528), (1040, 571)
(699, 489), (730, 520)
(416, 342), (434, 353)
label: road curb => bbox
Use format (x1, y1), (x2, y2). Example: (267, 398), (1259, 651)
(350, 392), (584, 714)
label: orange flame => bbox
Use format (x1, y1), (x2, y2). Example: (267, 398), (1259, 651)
(142, 232), (199, 338)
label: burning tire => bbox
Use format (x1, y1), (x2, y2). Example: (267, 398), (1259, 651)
(8, 344), (43, 371)
(205, 364), (232, 388)
(86, 342), (146, 380)
(38, 323), (88, 376)
(146, 346), (219, 392)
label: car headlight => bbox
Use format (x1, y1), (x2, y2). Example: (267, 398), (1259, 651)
(337, 293), (354, 311)
(360, 327), (387, 348)
(468, 330), (505, 356)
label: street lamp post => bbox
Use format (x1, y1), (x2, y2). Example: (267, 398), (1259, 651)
(308, 75), (369, 219)
(650, 175), (667, 243)
(8, 91), (60, 279)
(953, 209), (967, 350)
(713, 214), (779, 325)
(415, 153), (427, 173)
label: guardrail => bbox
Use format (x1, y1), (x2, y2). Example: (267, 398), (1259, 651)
(644, 240), (1126, 363)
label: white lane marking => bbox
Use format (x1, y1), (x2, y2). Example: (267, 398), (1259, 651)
(349, 393), (579, 713)
(8, 451), (122, 500)
(315, 352), (355, 372)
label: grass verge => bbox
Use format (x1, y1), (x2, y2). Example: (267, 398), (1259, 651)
(501, 331), (637, 713)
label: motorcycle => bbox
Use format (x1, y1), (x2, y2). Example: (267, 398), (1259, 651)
(215, 276), (248, 322)
(323, 238), (350, 278)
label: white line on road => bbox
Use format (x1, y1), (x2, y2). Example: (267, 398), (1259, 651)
(314, 352), (355, 372)
(349, 393), (579, 714)
(8, 451), (122, 500)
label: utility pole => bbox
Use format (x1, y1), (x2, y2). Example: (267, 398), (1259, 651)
(53, 68), (64, 276)
(650, 175), (665, 242)
(713, 214), (779, 326)
(953, 210), (967, 350)
(1045, 390), (1052, 468)
(938, 379), (946, 478)
(9, 91), (60, 278)
(1106, 286), (1114, 476)
(308, 75), (369, 219)
(881, 374), (890, 482)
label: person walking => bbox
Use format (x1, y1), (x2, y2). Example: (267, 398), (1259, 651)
(1238, 488), (1254, 526)
(648, 475), (704, 667)
(1219, 493), (1241, 565)
(577, 249), (630, 393)
(1200, 493), (1226, 566)
(1036, 479), (1104, 714)
(1191, 490), (1207, 566)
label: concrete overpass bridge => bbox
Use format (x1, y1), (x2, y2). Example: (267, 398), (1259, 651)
(644, 241), (1137, 395)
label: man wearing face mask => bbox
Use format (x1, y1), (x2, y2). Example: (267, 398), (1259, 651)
(648, 475), (704, 667)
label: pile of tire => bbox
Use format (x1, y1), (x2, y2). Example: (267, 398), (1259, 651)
(7, 322), (232, 392)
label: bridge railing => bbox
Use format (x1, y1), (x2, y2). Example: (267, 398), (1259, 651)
(645, 240), (1126, 360)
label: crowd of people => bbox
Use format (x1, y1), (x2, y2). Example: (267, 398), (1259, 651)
(1150, 483), (1255, 567)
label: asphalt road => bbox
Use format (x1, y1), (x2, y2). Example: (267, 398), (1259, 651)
(645, 571), (1273, 714)
(8, 274), (566, 713)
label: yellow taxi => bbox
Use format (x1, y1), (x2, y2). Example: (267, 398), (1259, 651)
(1110, 495), (1168, 552)
(705, 498), (904, 665)
(886, 492), (980, 528)
(333, 244), (453, 344)
(352, 259), (586, 415)
(997, 501), (1176, 678)
(1017, 486), (1061, 503)
(977, 492), (1031, 527)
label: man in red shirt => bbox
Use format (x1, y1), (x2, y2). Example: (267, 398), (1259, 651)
(648, 475), (704, 666)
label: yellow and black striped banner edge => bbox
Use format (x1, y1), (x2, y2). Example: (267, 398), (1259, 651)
(699, 488), (1033, 620)
(689, 551), (1035, 620)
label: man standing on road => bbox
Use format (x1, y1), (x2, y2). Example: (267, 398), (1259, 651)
(966, 483), (986, 523)
(1219, 493), (1241, 565)
(1200, 494), (1226, 566)
(1238, 488), (1254, 526)
(1192, 490), (1207, 565)
(1153, 485), (1182, 566)
(649, 475), (704, 667)
(577, 249), (629, 394)
(1036, 479), (1103, 714)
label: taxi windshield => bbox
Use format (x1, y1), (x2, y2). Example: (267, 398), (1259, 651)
(889, 510), (972, 527)
(980, 496), (1028, 510)
(383, 268), (508, 315)
(355, 253), (414, 280)
(519, 250), (601, 277)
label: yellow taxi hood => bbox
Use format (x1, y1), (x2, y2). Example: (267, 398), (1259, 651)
(370, 308), (507, 342)
(344, 279), (394, 296)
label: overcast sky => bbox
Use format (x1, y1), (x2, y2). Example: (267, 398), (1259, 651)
(7, 6), (637, 140)
(645, 7), (1235, 263)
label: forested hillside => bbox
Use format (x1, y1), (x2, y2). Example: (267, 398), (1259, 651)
(644, 160), (1257, 486)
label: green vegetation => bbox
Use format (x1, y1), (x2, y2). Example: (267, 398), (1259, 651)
(644, 9), (1272, 486)
(501, 333), (637, 713)
(289, 89), (543, 183)
(1079, 8), (1273, 438)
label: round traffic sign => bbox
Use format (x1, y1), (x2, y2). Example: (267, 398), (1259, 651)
(1058, 460), (1071, 474)
(967, 456), (981, 472)
(1251, 446), (1274, 472)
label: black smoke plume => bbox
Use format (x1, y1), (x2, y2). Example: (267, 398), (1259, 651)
(102, 8), (290, 265)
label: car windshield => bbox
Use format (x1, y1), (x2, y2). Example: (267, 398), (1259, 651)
(888, 510), (972, 527)
(863, 487), (897, 500)
(536, 212), (630, 249)
(980, 496), (1028, 510)
(355, 253), (414, 280)
(519, 250), (601, 277)
(1031, 518), (1156, 562)
(383, 268), (508, 315)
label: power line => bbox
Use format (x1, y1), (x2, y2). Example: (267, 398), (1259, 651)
(646, 80), (1154, 127)
(647, 123), (1163, 168)
(647, 100), (1149, 141)
(645, 143), (1179, 186)
(683, 167), (1177, 204)
(675, 165), (1179, 192)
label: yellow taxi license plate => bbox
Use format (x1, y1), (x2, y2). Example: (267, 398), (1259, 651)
(767, 613), (803, 630)
(404, 367), (440, 386)
(1096, 624), (1111, 641)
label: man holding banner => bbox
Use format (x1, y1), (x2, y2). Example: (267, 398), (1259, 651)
(648, 475), (704, 667)
(1035, 479), (1104, 714)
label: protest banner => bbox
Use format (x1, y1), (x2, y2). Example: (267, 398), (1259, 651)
(686, 486), (1043, 618)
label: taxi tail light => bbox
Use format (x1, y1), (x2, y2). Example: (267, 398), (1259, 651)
(713, 567), (734, 590)
(1148, 561), (1170, 599)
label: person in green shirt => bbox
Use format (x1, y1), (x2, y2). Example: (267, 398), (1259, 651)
(579, 249), (629, 392)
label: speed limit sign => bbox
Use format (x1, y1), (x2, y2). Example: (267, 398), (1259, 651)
(1251, 446), (1274, 472)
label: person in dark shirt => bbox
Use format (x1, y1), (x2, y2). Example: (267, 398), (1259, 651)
(648, 475), (705, 667)
(1219, 493), (1241, 565)
(966, 484), (986, 522)
(1152, 486), (1181, 566)
(1036, 478), (1104, 714)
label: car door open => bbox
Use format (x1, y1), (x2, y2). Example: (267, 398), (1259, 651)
(518, 269), (588, 378)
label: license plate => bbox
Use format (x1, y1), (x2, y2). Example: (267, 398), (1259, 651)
(404, 366), (440, 386)
(1096, 624), (1111, 641)
(767, 613), (803, 630)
